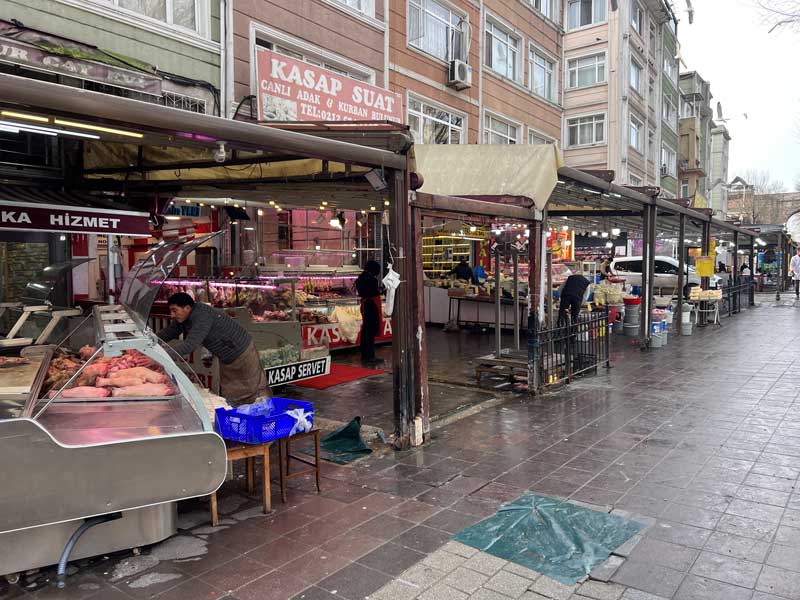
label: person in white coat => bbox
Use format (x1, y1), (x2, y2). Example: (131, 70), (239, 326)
(790, 247), (800, 298)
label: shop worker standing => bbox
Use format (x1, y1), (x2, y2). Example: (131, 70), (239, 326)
(355, 261), (384, 367)
(558, 274), (591, 326)
(791, 247), (800, 298)
(158, 293), (267, 404)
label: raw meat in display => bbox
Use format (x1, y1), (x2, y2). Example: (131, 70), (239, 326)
(78, 345), (97, 360)
(95, 376), (146, 387)
(111, 383), (174, 397)
(109, 367), (168, 384)
(49, 386), (110, 399)
(0, 357), (30, 367)
(83, 363), (110, 378)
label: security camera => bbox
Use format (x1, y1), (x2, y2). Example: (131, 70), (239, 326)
(214, 142), (227, 164)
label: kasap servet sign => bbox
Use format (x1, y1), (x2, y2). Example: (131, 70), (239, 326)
(256, 48), (402, 123)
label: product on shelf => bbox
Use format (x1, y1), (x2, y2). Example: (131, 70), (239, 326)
(258, 346), (301, 368)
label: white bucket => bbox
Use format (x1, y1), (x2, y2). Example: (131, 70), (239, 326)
(623, 323), (639, 337)
(681, 323), (693, 336)
(651, 334), (663, 348)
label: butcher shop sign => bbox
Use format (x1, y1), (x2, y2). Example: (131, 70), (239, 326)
(0, 200), (151, 237)
(256, 48), (402, 123)
(264, 356), (331, 386)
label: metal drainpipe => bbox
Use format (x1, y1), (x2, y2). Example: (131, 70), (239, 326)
(676, 212), (685, 330)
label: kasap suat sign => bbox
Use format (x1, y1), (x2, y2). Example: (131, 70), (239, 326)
(256, 48), (402, 123)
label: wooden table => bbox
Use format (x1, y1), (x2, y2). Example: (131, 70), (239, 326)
(210, 440), (274, 526)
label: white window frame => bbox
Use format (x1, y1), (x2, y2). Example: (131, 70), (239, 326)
(408, 0), (467, 63)
(681, 179), (690, 197)
(527, 0), (555, 20)
(661, 144), (677, 177)
(61, 0), (213, 42)
(647, 128), (656, 163)
(566, 112), (606, 148)
(483, 111), (521, 144)
(529, 44), (557, 103)
(662, 93), (676, 127)
(630, 58), (643, 94)
(629, 174), (643, 186)
(566, 52), (606, 89)
(566, 0), (607, 31)
(407, 94), (466, 144)
(250, 23), (377, 92)
(485, 17), (521, 82)
(631, 0), (644, 36)
(528, 127), (555, 144)
(629, 114), (643, 152)
(663, 56), (677, 82)
(328, 0), (376, 19)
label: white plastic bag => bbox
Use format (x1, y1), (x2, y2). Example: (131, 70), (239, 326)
(382, 264), (401, 317)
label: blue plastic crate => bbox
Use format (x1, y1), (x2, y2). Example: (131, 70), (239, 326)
(215, 397), (314, 444)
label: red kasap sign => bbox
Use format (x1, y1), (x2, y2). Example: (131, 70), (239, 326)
(303, 319), (392, 349)
(0, 200), (150, 237)
(256, 48), (402, 123)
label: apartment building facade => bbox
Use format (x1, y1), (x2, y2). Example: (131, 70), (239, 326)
(2, 0), (223, 114)
(561, 0), (679, 196)
(708, 124), (731, 215)
(678, 71), (712, 206)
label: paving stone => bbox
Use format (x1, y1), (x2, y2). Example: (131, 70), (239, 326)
(757, 565), (800, 600)
(576, 580), (626, 600)
(422, 548), (468, 572)
(442, 541), (480, 558)
(462, 553), (508, 577)
(400, 562), (448, 590)
(703, 531), (771, 562)
(644, 520), (712, 549)
(357, 541), (427, 577)
(611, 535), (642, 558)
(716, 514), (778, 542)
(371, 579), (421, 600)
(626, 537), (699, 571)
(484, 570), (533, 598)
(725, 498), (786, 524)
(443, 567), (490, 594)
(503, 562), (542, 581)
(531, 575), (577, 600)
(660, 503), (722, 530)
(419, 582), (470, 600)
(766, 543), (800, 572)
(518, 593), (552, 600)
(470, 589), (516, 600)
(674, 574), (754, 600)
(620, 590), (670, 600)
(611, 560), (685, 598)
(588, 555), (625, 582)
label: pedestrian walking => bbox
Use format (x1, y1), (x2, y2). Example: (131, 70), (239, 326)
(791, 247), (800, 298)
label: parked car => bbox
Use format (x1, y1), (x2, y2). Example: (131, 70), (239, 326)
(610, 256), (720, 296)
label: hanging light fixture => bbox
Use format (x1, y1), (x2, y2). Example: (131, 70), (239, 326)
(611, 227), (621, 236)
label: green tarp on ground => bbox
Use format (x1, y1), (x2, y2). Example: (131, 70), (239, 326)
(300, 417), (373, 465)
(455, 492), (645, 584)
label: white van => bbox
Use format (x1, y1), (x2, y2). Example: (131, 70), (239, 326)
(611, 256), (720, 296)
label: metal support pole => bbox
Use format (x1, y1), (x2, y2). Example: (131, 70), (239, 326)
(528, 219), (543, 394)
(749, 236), (756, 305)
(409, 201), (429, 436)
(389, 168), (415, 449)
(676, 213), (686, 330)
(513, 249), (520, 351)
(733, 231), (739, 284)
(640, 205), (656, 345)
(495, 249), (502, 359)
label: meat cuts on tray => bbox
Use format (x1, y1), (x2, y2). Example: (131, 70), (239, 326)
(0, 357), (31, 368)
(111, 383), (174, 397)
(50, 386), (110, 399)
(42, 349), (174, 398)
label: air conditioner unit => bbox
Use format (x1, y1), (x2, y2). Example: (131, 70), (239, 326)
(447, 60), (472, 90)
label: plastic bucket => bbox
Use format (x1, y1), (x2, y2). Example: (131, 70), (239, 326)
(623, 323), (639, 336)
(651, 334), (663, 348)
(662, 330), (669, 345)
(681, 323), (693, 336)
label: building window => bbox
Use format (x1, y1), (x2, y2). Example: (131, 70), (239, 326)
(409, 0), (466, 62)
(257, 40), (370, 81)
(631, 1), (644, 35)
(528, 129), (554, 144)
(567, 0), (606, 29)
(408, 96), (465, 144)
(98, 0), (205, 34)
(567, 113), (605, 147)
(484, 113), (519, 144)
(630, 174), (643, 186)
(630, 58), (643, 93)
(648, 128), (655, 162)
(681, 179), (690, 197)
(630, 115), (643, 152)
(680, 98), (696, 118)
(83, 80), (208, 113)
(333, 0), (375, 16)
(662, 94), (676, 124)
(530, 47), (556, 102)
(528, 0), (554, 19)
(661, 145), (677, 177)
(663, 56), (677, 81)
(485, 19), (520, 80)
(567, 53), (605, 88)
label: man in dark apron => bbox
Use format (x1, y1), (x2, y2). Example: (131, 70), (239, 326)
(355, 261), (384, 366)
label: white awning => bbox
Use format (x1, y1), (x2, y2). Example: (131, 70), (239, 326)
(412, 144), (564, 211)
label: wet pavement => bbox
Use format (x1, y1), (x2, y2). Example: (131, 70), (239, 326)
(8, 297), (800, 599)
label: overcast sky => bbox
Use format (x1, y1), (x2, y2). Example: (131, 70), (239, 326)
(677, 0), (800, 190)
